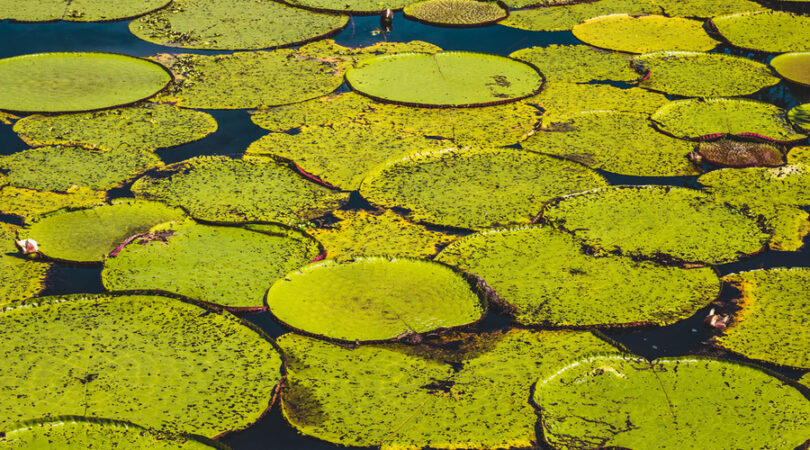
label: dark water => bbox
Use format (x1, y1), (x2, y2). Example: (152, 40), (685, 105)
(1, 9), (809, 449)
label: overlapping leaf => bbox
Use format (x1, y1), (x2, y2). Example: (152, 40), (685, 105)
(0, 223), (48, 307)
(572, 14), (719, 54)
(534, 82), (667, 117)
(0, 186), (105, 222)
(772, 53), (810, 87)
(510, 45), (636, 83)
(712, 11), (810, 53)
(652, 0), (765, 18)
(0, 0), (171, 22)
(403, 0), (507, 27)
(500, 0), (658, 32)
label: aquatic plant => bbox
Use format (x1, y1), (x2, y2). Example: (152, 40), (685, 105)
(771, 52), (810, 87)
(403, 0), (508, 27)
(0, 0), (171, 22)
(695, 139), (784, 168)
(712, 11), (810, 53)
(572, 14), (720, 54)
(0, 223), (48, 307)
(510, 45), (636, 83)
(500, 0), (657, 32)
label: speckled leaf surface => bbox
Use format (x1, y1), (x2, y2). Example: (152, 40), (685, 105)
(534, 82), (668, 117)
(652, 0), (765, 18)
(130, 0), (348, 50)
(503, 0), (588, 7)
(0, 53), (170, 113)
(0, 186), (105, 222)
(509, 45), (635, 83)
(712, 11), (810, 53)
(0, 294), (283, 437)
(0, 0), (171, 22)
(500, 0), (658, 32)
(572, 14), (719, 54)
(0, 112), (17, 125)
(13, 105), (217, 152)
(0, 145), (162, 192)
(536, 354), (810, 449)
(635, 51), (779, 97)
(20, 199), (187, 263)
(359, 147), (608, 230)
(789, 104), (810, 132)
(771, 53), (810, 87)
(266, 256), (484, 341)
(696, 139), (784, 168)
(801, 374), (810, 388)
(523, 111), (697, 176)
(278, 329), (619, 448)
(102, 220), (320, 309)
(540, 186), (771, 264)
(438, 225), (719, 327)
(131, 156), (348, 225)
(0, 223), (48, 307)
(403, 0), (507, 27)
(282, 0), (411, 13)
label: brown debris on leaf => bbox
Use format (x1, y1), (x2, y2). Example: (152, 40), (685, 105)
(137, 229), (175, 245)
(395, 330), (424, 344)
(704, 308), (730, 330)
(694, 139), (784, 168)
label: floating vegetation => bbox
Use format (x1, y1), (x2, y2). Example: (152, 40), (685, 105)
(572, 14), (720, 54)
(788, 103), (810, 132)
(130, 0), (348, 50)
(0, 186), (106, 222)
(403, 0), (508, 27)
(651, 99), (807, 143)
(13, 105), (217, 152)
(437, 225), (719, 327)
(359, 147), (608, 230)
(634, 51), (779, 97)
(771, 52), (810, 87)
(0, 294), (283, 436)
(509, 45), (636, 83)
(536, 354), (810, 448)
(500, 0), (658, 32)
(523, 111), (697, 176)
(651, 0), (765, 18)
(102, 220), (320, 310)
(0, 223), (49, 307)
(131, 156), (349, 225)
(712, 11), (810, 53)
(0, 53), (170, 113)
(0, 0), (171, 22)
(695, 139), (784, 168)
(282, 0), (411, 14)
(278, 329), (618, 448)
(540, 185), (771, 264)
(535, 82), (668, 117)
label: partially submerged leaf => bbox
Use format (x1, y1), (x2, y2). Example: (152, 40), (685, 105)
(403, 0), (508, 27)
(789, 103), (810, 133)
(0, 223), (49, 307)
(0, 0), (171, 22)
(572, 14), (719, 54)
(509, 45), (636, 83)
(652, 0), (765, 18)
(534, 82), (668, 117)
(696, 139), (784, 168)
(500, 0), (658, 32)
(0, 186), (105, 223)
(771, 53), (810, 87)
(711, 11), (810, 53)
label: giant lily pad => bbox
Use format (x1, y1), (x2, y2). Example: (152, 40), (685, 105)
(131, 156), (349, 225)
(522, 111), (697, 176)
(0, 0), (171, 22)
(282, 0), (411, 13)
(20, 199), (188, 263)
(500, 0), (658, 32)
(0, 294), (282, 436)
(403, 0), (508, 27)
(509, 45), (636, 83)
(540, 185), (771, 264)
(789, 103), (810, 132)
(652, 0), (765, 18)
(535, 354), (810, 449)
(13, 105), (217, 152)
(0, 53), (171, 113)
(102, 220), (320, 310)
(130, 0), (348, 50)
(534, 82), (667, 117)
(572, 14), (720, 54)
(278, 329), (619, 448)
(651, 98), (807, 143)
(0, 223), (48, 307)
(772, 53), (810, 87)
(437, 225), (719, 327)
(359, 147), (608, 230)
(0, 186), (105, 223)
(345, 51), (543, 107)
(711, 11), (810, 53)
(266, 256), (485, 341)
(635, 51), (779, 97)
(0, 146), (162, 192)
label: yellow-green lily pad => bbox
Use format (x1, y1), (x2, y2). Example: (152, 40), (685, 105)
(652, 0), (766, 18)
(0, 0), (171, 22)
(0, 223), (49, 308)
(771, 52), (810, 87)
(0, 186), (106, 223)
(509, 45), (636, 83)
(789, 103), (810, 132)
(572, 14), (720, 54)
(534, 82), (668, 117)
(282, 0), (411, 14)
(500, 0), (658, 32)
(711, 11), (810, 53)
(403, 0), (508, 27)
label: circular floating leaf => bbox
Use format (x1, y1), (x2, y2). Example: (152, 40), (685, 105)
(266, 256), (485, 341)
(102, 220), (320, 310)
(534, 82), (667, 117)
(696, 139), (784, 168)
(0, 52), (171, 113)
(0, 146), (162, 192)
(278, 329), (619, 448)
(500, 0), (658, 32)
(0, 294), (283, 436)
(0, 223), (48, 307)
(437, 225), (719, 327)
(130, 0), (348, 50)
(346, 51), (543, 107)
(0, 0), (171, 22)
(712, 11), (810, 53)
(523, 111), (697, 176)
(651, 99), (807, 143)
(131, 156), (349, 225)
(0, 186), (105, 223)
(772, 53), (810, 87)
(540, 185), (771, 264)
(403, 0), (507, 27)
(635, 51), (779, 97)
(536, 354), (810, 449)
(282, 0), (411, 13)
(359, 147), (608, 230)
(652, 0), (765, 18)
(13, 105), (217, 152)
(509, 45), (636, 83)
(572, 14), (719, 54)
(789, 103), (810, 132)
(20, 199), (188, 263)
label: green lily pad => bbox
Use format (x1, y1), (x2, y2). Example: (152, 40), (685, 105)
(696, 139), (784, 168)
(0, 186), (106, 223)
(652, 0), (766, 18)
(540, 185), (771, 264)
(0, 52), (171, 113)
(359, 147), (608, 230)
(635, 51), (779, 97)
(0, 146), (162, 192)
(131, 156), (349, 225)
(403, 0), (507, 27)
(533, 82), (668, 117)
(711, 11), (810, 53)
(800, 374), (809, 388)
(789, 103), (810, 132)
(651, 98), (807, 143)
(102, 220), (320, 310)
(0, 417), (226, 449)
(0, 0), (171, 22)
(13, 105), (217, 152)
(308, 210), (457, 259)
(20, 199), (188, 263)
(129, 0), (348, 50)
(509, 45), (636, 83)
(278, 329), (619, 448)
(0, 112), (18, 125)
(522, 111), (697, 176)
(535, 354), (810, 449)
(500, 0), (658, 32)
(718, 268), (810, 369)
(437, 225), (719, 327)
(0, 223), (49, 307)
(346, 51), (543, 107)
(266, 256), (485, 341)
(572, 14), (720, 54)
(772, 53), (810, 87)
(0, 294), (282, 437)
(282, 0), (411, 13)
